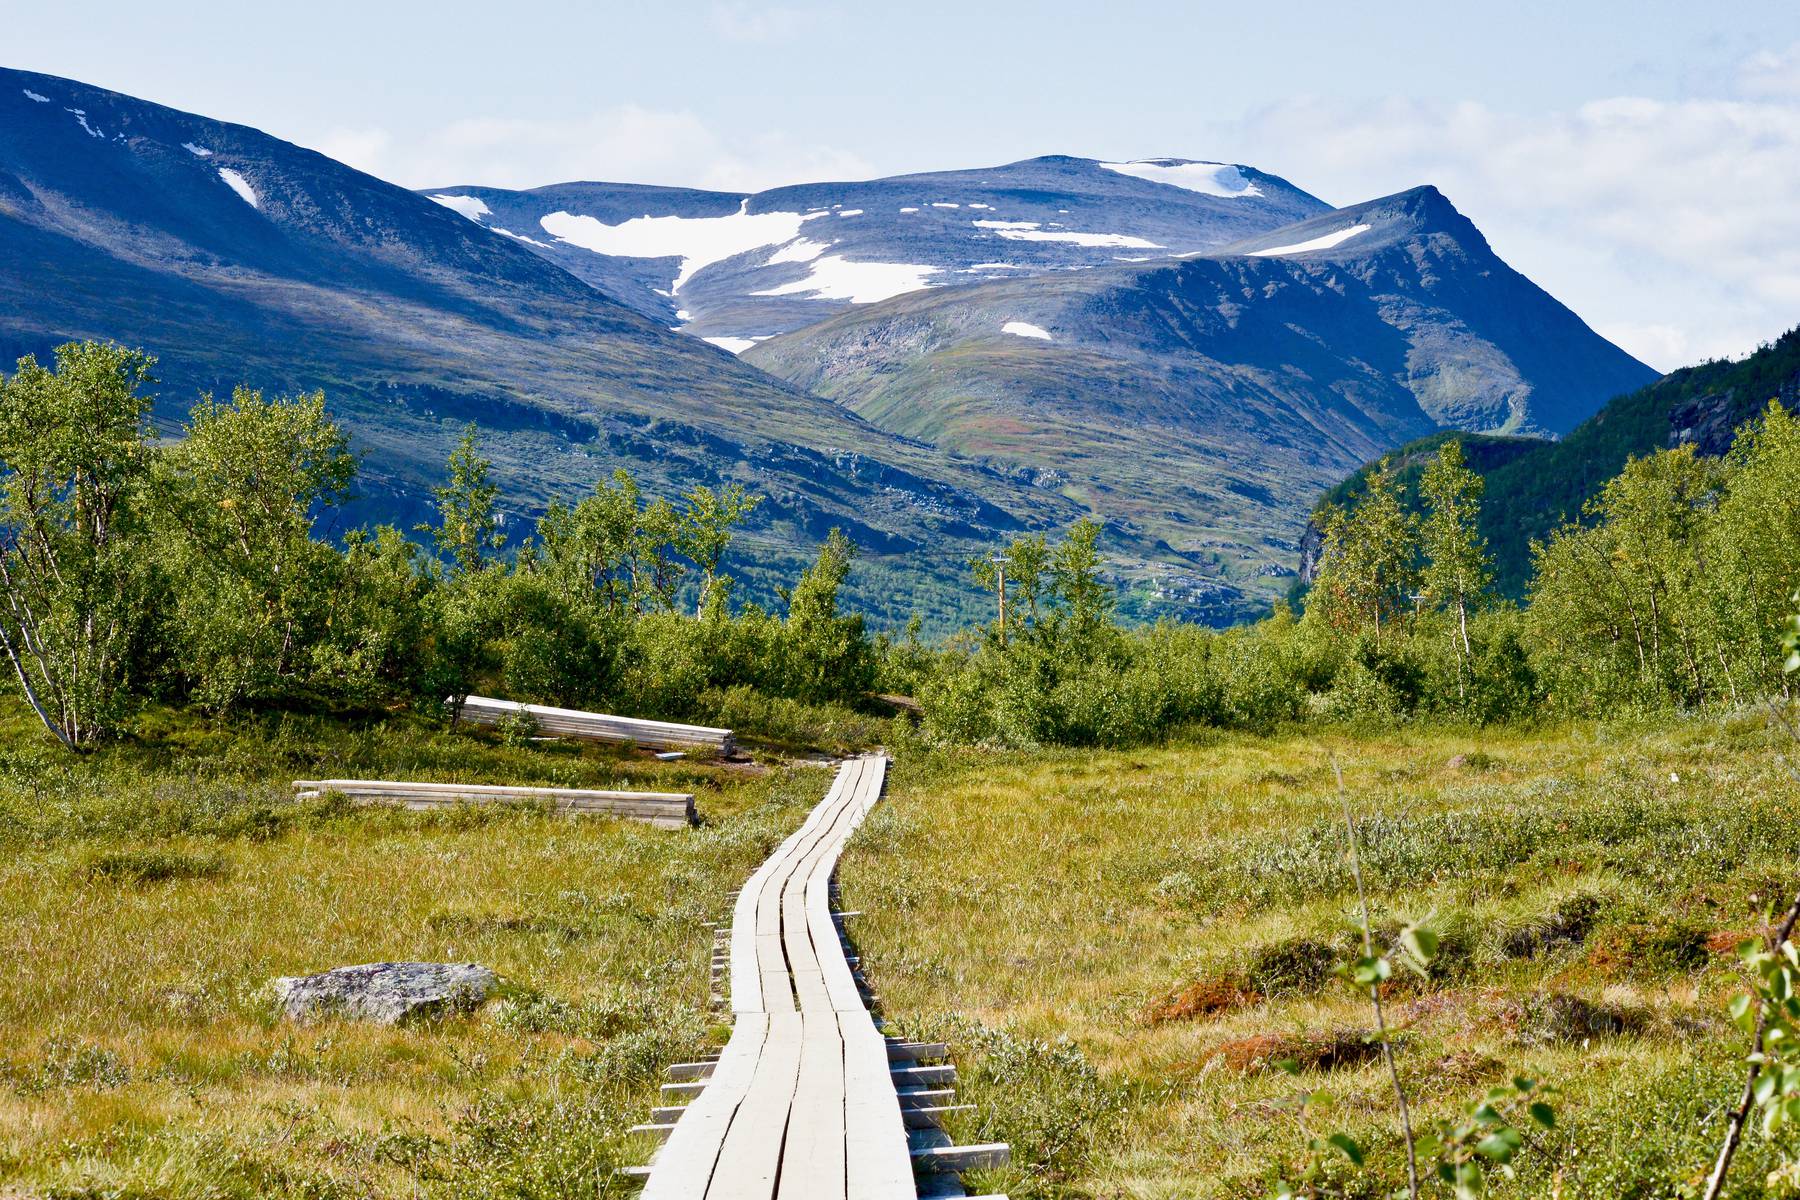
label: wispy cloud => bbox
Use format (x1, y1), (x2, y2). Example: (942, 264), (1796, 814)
(708, 2), (808, 44)
(1217, 73), (1800, 368)
(313, 105), (874, 194)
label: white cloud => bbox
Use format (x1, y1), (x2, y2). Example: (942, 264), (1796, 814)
(709, 2), (807, 43)
(1219, 78), (1800, 370)
(310, 105), (874, 194)
(1741, 41), (1800, 98)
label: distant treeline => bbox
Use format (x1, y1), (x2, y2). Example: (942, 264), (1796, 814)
(2, 339), (1797, 751)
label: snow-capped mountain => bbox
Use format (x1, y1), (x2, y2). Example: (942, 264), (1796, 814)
(0, 67), (1062, 624)
(744, 186), (1659, 611)
(418, 156), (1330, 348)
(0, 65), (1660, 624)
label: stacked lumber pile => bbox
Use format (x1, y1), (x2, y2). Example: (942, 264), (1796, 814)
(291, 780), (696, 828)
(455, 695), (736, 755)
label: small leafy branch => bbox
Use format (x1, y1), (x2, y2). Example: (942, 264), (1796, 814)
(1266, 759), (1554, 1199)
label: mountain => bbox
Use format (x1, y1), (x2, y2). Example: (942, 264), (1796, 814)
(0, 68), (1073, 625)
(1298, 325), (1800, 599)
(417, 156), (1331, 347)
(740, 186), (1658, 620)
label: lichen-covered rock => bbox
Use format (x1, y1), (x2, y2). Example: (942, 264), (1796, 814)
(272, 961), (495, 1025)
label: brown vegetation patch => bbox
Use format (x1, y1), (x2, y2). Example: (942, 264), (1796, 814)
(1147, 973), (1259, 1023)
(1211, 1028), (1383, 1073)
(1705, 926), (1772, 956)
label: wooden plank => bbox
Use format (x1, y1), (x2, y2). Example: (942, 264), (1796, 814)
(841, 1008), (917, 1199)
(291, 779), (695, 826)
(785, 758), (868, 1014)
(641, 1013), (767, 1200)
(730, 764), (850, 1012)
(776, 1009), (846, 1200)
(706, 1009), (803, 1198)
(903, 1103), (974, 1129)
(457, 695), (735, 753)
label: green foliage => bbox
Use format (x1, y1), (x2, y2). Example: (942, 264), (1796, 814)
(153, 387), (359, 712)
(781, 528), (875, 704)
(0, 341), (158, 746)
(422, 423), (503, 576)
(1310, 458), (1419, 644)
(1529, 405), (1800, 712)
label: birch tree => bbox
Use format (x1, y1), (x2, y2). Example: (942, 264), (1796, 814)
(0, 342), (156, 748)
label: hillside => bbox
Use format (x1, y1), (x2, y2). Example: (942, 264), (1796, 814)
(1301, 325), (1800, 597)
(419, 156), (1331, 345)
(0, 68), (1076, 625)
(744, 186), (1656, 620)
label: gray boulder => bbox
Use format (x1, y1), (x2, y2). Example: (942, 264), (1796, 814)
(273, 961), (496, 1025)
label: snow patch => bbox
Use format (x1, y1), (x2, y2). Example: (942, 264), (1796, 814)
(703, 336), (760, 354)
(752, 255), (939, 304)
(1248, 223), (1371, 257)
(493, 227), (551, 248)
(217, 168), (259, 208)
(22, 89), (49, 103)
(182, 142), (214, 158)
(429, 193), (491, 222)
(1098, 159), (1263, 198)
(539, 205), (824, 292)
(1001, 321), (1052, 341)
(974, 219), (1161, 249)
(66, 108), (102, 138)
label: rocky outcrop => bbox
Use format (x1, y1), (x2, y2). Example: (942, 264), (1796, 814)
(273, 962), (496, 1025)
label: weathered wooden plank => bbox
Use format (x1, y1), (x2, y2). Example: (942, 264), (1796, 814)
(457, 695), (735, 753)
(291, 779), (695, 826)
(776, 1009), (847, 1199)
(640, 1013), (767, 1200)
(842, 1009), (918, 1198)
(706, 1009), (804, 1198)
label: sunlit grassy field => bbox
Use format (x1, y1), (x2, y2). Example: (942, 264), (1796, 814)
(0, 702), (824, 1199)
(841, 714), (1800, 1198)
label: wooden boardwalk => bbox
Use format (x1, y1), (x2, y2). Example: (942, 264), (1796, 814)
(637, 755), (1007, 1198)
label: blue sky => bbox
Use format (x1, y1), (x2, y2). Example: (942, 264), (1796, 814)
(9, 0), (1800, 368)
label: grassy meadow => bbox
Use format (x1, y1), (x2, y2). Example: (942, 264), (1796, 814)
(4, 695), (1799, 1199)
(839, 714), (1800, 1199)
(0, 700), (829, 1199)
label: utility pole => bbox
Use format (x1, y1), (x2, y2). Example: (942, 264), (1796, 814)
(993, 555), (1009, 646)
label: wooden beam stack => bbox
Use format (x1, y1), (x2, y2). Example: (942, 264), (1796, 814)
(455, 695), (736, 755)
(291, 779), (696, 828)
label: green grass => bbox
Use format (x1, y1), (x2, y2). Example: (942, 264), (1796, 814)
(839, 715), (1800, 1198)
(0, 699), (826, 1199)
(8, 694), (1800, 1198)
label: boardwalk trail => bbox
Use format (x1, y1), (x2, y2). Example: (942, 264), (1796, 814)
(637, 755), (1006, 1198)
